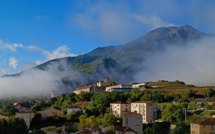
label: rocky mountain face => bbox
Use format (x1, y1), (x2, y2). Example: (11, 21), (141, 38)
(3, 25), (209, 90)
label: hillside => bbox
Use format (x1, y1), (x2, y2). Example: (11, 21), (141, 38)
(2, 25), (210, 90)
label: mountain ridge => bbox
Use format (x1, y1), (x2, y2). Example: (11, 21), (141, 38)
(2, 25), (210, 90)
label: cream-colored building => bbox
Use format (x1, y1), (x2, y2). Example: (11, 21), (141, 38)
(110, 101), (131, 117)
(73, 85), (105, 94)
(190, 118), (215, 134)
(131, 101), (157, 123)
(16, 110), (34, 129)
(123, 112), (142, 134)
(39, 107), (63, 120)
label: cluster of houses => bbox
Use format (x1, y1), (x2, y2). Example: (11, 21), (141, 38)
(1, 78), (215, 134)
(73, 78), (146, 94)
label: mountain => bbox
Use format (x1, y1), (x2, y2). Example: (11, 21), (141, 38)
(2, 25), (209, 90)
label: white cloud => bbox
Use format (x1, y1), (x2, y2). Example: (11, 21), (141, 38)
(27, 45), (77, 60)
(9, 57), (18, 69)
(0, 40), (24, 51)
(134, 14), (174, 29)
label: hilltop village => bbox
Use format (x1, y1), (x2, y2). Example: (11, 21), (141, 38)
(1, 78), (215, 134)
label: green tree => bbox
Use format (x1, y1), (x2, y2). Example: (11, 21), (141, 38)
(78, 114), (87, 130)
(1, 104), (16, 115)
(162, 104), (185, 123)
(169, 123), (189, 134)
(204, 88), (214, 98)
(6, 116), (28, 134)
(181, 90), (195, 98)
(141, 90), (164, 102)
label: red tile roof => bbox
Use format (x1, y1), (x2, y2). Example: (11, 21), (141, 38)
(192, 118), (215, 125)
(111, 101), (129, 104)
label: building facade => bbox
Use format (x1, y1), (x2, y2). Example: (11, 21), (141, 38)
(131, 101), (157, 123)
(123, 112), (143, 134)
(39, 107), (63, 120)
(190, 118), (215, 134)
(16, 110), (34, 129)
(110, 101), (131, 117)
(106, 85), (132, 92)
(73, 85), (105, 94)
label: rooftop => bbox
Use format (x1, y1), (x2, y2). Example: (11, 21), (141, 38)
(111, 101), (129, 104)
(131, 101), (154, 104)
(192, 118), (215, 125)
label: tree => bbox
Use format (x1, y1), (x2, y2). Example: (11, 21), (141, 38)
(78, 114), (87, 130)
(162, 104), (185, 123)
(169, 123), (190, 134)
(141, 90), (164, 102)
(204, 88), (214, 98)
(1, 104), (16, 115)
(0, 116), (29, 134)
(181, 90), (195, 98)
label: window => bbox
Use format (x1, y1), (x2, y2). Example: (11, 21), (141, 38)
(203, 125), (206, 128)
(126, 118), (128, 124)
(212, 125), (214, 131)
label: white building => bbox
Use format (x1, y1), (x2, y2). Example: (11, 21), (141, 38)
(110, 101), (131, 117)
(131, 101), (157, 123)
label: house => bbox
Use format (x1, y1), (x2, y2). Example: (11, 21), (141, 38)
(73, 85), (105, 94)
(16, 110), (34, 129)
(67, 106), (82, 115)
(115, 126), (137, 134)
(39, 107), (63, 120)
(105, 85), (132, 92)
(131, 101), (157, 123)
(13, 101), (36, 110)
(110, 101), (131, 117)
(206, 98), (215, 105)
(122, 112), (142, 134)
(190, 118), (215, 134)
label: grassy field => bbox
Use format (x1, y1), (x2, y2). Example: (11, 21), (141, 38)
(145, 81), (214, 96)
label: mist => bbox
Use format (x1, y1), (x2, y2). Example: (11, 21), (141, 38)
(135, 36), (215, 86)
(0, 59), (83, 99)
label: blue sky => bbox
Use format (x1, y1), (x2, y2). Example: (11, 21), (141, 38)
(0, 0), (215, 76)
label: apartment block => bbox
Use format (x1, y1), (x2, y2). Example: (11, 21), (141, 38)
(110, 101), (131, 117)
(131, 101), (157, 123)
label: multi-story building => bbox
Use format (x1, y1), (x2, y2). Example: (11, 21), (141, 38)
(122, 112), (143, 134)
(106, 84), (132, 92)
(131, 101), (157, 123)
(110, 101), (131, 117)
(73, 85), (105, 94)
(190, 118), (215, 134)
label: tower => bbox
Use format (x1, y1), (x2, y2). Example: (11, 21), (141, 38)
(51, 90), (55, 98)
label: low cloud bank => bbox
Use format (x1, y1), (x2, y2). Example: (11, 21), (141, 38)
(135, 37), (215, 86)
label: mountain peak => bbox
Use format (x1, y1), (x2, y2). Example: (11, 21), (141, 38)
(144, 24), (206, 42)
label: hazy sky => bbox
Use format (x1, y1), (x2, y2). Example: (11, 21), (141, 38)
(0, 0), (215, 76)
